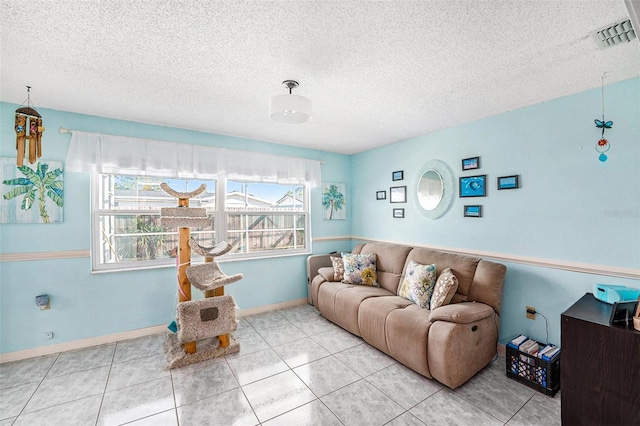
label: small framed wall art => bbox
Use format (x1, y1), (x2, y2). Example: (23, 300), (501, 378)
(393, 208), (405, 218)
(462, 156), (480, 171)
(459, 175), (486, 197)
(322, 182), (346, 220)
(464, 205), (482, 218)
(390, 186), (407, 203)
(497, 175), (519, 190)
(376, 190), (387, 200)
(392, 170), (404, 181)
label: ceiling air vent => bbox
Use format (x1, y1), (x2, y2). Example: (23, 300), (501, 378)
(591, 19), (636, 49)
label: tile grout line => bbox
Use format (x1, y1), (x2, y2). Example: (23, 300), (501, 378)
(168, 361), (180, 426)
(503, 392), (536, 425)
(12, 352), (62, 422)
(94, 343), (118, 426)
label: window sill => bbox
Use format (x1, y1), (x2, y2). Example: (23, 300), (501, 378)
(91, 250), (312, 274)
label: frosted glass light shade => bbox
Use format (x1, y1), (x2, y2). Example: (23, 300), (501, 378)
(269, 94), (312, 124)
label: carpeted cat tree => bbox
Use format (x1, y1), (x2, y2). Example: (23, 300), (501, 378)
(160, 183), (243, 368)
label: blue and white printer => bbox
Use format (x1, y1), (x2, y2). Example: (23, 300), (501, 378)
(593, 284), (640, 304)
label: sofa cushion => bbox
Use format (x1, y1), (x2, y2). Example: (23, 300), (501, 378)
(429, 301), (495, 323)
(359, 242), (412, 293)
(330, 256), (345, 281)
(397, 261), (437, 309)
(385, 304), (433, 378)
(405, 248), (479, 303)
(318, 267), (335, 282)
(342, 253), (378, 286)
(430, 268), (459, 310)
(317, 281), (393, 336)
(467, 260), (507, 315)
(358, 296), (414, 355)
(334, 285), (394, 335)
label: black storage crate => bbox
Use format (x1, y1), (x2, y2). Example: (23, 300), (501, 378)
(506, 343), (560, 397)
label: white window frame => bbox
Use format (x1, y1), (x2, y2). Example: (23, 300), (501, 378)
(91, 173), (311, 272)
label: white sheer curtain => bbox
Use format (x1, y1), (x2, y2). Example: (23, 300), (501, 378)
(65, 131), (322, 186)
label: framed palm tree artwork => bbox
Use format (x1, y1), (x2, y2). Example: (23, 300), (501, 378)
(322, 182), (346, 220)
(1, 157), (63, 223)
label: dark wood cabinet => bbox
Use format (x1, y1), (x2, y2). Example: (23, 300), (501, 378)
(561, 293), (640, 426)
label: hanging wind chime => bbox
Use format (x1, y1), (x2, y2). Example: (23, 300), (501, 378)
(594, 74), (612, 163)
(14, 86), (45, 167)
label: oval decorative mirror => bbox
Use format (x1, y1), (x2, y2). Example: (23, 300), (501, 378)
(417, 170), (443, 211)
(413, 160), (454, 219)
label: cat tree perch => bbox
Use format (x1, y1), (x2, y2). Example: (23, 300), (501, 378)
(160, 183), (242, 368)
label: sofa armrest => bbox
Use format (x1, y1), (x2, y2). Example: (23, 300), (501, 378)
(318, 266), (336, 282)
(429, 302), (495, 324)
(307, 254), (335, 284)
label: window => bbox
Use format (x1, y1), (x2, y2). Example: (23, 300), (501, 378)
(92, 174), (310, 271)
(225, 181), (307, 254)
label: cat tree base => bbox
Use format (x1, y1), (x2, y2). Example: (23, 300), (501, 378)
(165, 334), (240, 369)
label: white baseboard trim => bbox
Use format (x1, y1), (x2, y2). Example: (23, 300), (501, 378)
(0, 325), (167, 364)
(497, 343), (506, 357)
(236, 298), (308, 317)
(0, 298), (310, 364)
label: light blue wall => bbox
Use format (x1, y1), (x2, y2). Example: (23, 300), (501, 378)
(350, 77), (640, 346)
(2, 78), (639, 355)
(0, 104), (352, 354)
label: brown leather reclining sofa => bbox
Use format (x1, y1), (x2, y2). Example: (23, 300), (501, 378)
(308, 241), (506, 388)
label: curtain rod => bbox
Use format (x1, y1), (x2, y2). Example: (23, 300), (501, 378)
(58, 127), (325, 164)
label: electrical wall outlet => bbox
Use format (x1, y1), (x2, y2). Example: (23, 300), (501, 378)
(526, 306), (536, 320)
(44, 331), (53, 339)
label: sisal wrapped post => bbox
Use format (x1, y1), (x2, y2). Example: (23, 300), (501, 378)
(178, 196), (196, 354)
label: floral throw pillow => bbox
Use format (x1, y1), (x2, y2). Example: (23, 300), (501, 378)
(397, 260), (437, 309)
(342, 253), (378, 286)
(430, 268), (459, 310)
(330, 256), (345, 281)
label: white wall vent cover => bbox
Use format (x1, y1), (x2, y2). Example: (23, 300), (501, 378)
(591, 19), (637, 49)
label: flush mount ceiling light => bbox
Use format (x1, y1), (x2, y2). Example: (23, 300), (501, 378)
(269, 80), (312, 124)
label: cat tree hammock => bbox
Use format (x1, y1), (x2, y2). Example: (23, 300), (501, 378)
(160, 183), (243, 368)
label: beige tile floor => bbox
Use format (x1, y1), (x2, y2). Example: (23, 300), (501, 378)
(0, 304), (561, 425)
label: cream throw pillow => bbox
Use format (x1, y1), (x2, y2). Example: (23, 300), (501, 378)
(397, 260), (437, 309)
(430, 268), (459, 310)
(342, 253), (378, 286)
(330, 256), (345, 281)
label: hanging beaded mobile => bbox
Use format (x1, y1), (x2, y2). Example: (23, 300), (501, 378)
(594, 74), (612, 162)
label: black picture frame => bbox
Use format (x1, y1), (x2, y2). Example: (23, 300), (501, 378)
(390, 186), (407, 203)
(463, 205), (482, 218)
(459, 175), (486, 197)
(462, 156), (480, 171)
(376, 190), (386, 200)
(609, 300), (638, 327)
(392, 170), (404, 181)
(393, 208), (405, 218)
(498, 175), (519, 190)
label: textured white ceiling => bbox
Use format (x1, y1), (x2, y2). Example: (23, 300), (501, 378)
(1, 1), (639, 154)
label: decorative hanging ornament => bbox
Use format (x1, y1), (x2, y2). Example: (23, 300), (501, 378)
(14, 86), (45, 167)
(594, 74), (612, 162)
